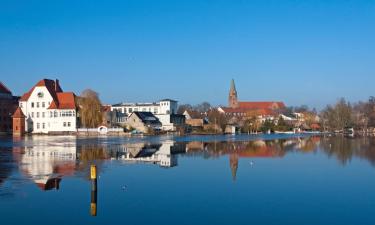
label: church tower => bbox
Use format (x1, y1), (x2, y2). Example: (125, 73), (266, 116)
(228, 79), (239, 108)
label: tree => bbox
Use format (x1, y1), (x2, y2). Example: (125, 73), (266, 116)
(321, 98), (353, 131)
(206, 109), (228, 132)
(194, 102), (211, 113)
(77, 89), (103, 128)
(177, 104), (193, 114)
(275, 116), (292, 131)
(260, 119), (275, 133)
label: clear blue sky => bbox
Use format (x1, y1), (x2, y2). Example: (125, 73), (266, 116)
(1, 0), (374, 109)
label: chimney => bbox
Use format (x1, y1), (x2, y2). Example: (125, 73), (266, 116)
(55, 79), (60, 92)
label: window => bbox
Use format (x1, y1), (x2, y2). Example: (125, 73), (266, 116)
(37, 123), (40, 129)
(54, 111), (58, 117)
(68, 122), (71, 127)
(42, 102), (45, 108)
(36, 102), (39, 108)
(31, 102), (34, 108)
(50, 112), (53, 118)
(31, 112), (34, 118)
(63, 122), (67, 127)
(42, 112), (45, 118)
(36, 112), (39, 118)
(129, 108), (133, 113)
(42, 123), (45, 129)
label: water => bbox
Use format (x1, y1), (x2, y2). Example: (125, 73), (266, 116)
(0, 134), (375, 225)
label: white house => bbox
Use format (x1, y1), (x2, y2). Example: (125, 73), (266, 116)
(19, 79), (77, 134)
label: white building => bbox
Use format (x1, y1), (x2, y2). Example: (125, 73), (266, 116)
(111, 99), (178, 115)
(111, 99), (183, 131)
(19, 79), (77, 134)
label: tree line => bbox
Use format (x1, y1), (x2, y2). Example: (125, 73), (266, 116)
(321, 97), (375, 132)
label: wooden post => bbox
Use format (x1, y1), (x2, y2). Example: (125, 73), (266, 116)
(90, 165), (98, 217)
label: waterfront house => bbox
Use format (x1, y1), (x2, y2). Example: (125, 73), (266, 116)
(126, 111), (162, 133)
(17, 79), (77, 134)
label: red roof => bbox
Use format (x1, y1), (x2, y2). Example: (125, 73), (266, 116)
(220, 107), (276, 116)
(12, 107), (26, 118)
(48, 92), (76, 109)
(20, 79), (63, 101)
(20, 79), (75, 110)
(238, 101), (286, 110)
(0, 81), (12, 94)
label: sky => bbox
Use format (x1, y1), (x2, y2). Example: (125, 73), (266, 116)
(0, 0), (374, 109)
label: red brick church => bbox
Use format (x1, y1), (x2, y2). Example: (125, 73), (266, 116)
(219, 79), (286, 117)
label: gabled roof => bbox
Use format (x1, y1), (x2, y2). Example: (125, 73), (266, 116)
(12, 107), (26, 118)
(0, 81), (12, 94)
(20, 79), (76, 110)
(131, 112), (162, 125)
(20, 79), (63, 101)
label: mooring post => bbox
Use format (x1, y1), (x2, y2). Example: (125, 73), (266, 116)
(90, 164), (98, 217)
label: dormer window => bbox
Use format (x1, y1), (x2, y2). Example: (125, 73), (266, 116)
(37, 92), (44, 98)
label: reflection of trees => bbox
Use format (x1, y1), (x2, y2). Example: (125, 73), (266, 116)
(320, 136), (375, 166)
(76, 145), (110, 179)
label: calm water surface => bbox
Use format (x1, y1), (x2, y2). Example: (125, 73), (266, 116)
(0, 134), (375, 225)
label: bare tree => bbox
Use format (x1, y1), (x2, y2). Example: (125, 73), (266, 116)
(77, 89), (103, 128)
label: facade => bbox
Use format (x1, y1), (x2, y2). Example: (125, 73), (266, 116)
(0, 82), (19, 134)
(126, 112), (162, 133)
(111, 99), (178, 115)
(18, 79), (77, 134)
(155, 114), (185, 131)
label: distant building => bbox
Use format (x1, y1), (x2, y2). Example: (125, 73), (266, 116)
(111, 99), (184, 131)
(17, 79), (77, 134)
(219, 79), (286, 119)
(0, 82), (19, 134)
(126, 112), (162, 133)
(111, 99), (178, 115)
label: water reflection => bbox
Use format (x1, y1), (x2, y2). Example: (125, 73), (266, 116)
(1, 135), (375, 192)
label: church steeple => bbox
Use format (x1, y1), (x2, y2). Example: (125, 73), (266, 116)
(229, 154), (239, 181)
(228, 79), (239, 108)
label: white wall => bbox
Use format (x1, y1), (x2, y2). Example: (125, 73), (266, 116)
(19, 86), (76, 134)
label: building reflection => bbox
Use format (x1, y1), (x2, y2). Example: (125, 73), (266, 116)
(108, 140), (186, 168)
(15, 136), (77, 191)
(6, 134), (375, 188)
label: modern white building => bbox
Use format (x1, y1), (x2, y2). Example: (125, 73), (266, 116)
(111, 99), (178, 115)
(18, 79), (77, 134)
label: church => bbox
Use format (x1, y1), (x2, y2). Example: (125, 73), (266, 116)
(218, 79), (286, 118)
